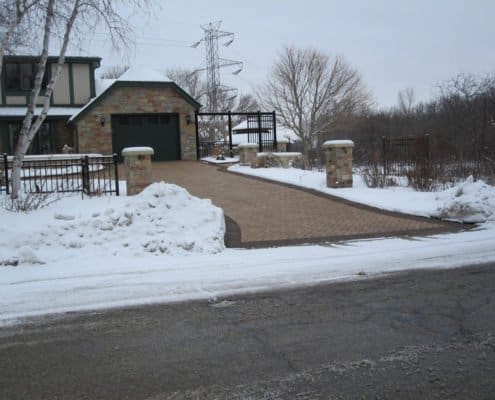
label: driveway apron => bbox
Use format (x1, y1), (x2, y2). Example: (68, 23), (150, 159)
(152, 161), (460, 248)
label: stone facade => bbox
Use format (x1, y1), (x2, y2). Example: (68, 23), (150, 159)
(254, 152), (302, 168)
(323, 140), (354, 188)
(122, 147), (154, 195)
(277, 139), (289, 152)
(75, 85), (197, 160)
(238, 143), (259, 166)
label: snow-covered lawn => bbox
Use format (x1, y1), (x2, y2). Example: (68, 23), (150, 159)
(1, 171), (494, 327)
(228, 165), (495, 223)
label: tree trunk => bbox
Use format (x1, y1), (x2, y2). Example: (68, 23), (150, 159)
(10, 0), (79, 199)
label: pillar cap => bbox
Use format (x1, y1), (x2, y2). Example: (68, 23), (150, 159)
(237, 143), (259, 149)
(122, 146), (155, 156)
(322, 140), (354, 149)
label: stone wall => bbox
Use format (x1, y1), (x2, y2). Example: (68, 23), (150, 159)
(75, 86), (197, 160)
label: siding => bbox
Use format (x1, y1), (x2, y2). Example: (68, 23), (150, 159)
(72, 64), (91, 104)
(52, 64), (70, 105)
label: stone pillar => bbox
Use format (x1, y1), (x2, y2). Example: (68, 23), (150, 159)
(277, 139), (289, 152)
(238, 143), (259, 166)
(323, 140), (354, 188)
(122, 147), (154, 195)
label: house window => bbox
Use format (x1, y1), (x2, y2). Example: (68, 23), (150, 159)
(8, 122), (52, 154)
(4, 62), (48, 91)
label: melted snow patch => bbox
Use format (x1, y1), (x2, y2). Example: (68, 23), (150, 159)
(433, 177), (495, 223)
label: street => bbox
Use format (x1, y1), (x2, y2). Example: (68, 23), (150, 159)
(1, 262), (494, 399)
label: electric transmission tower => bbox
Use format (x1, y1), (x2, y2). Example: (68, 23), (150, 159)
(192, 21), (243, 112)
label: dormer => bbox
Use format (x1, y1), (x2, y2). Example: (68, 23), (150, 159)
(0, 55), (101, 107)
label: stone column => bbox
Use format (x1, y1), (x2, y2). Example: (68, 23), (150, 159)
(122, 147), (154, 195)
(277, 139), (289, 152)
(323, 140), (354, 188)
(238, 143), (259, 166)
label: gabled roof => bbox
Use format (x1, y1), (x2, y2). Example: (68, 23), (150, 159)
(69, 67), (201, 122)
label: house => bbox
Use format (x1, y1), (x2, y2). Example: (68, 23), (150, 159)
(0, 56), (200, 161)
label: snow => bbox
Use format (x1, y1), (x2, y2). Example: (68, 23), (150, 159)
(95, 78), (115, 95)
(232, 121), (300, 142)
(117, 66), (171, 83)
(0, 182), (225, 268)
(5, 153), (103, 161)
(201, 156), (239, 164)
(121, 146), (154, 155)
(228, 166), (495, 224)
(1, 169), (494, 326)
(1, 222), (494, 326)
(323, 140), (354, 147)
(0, 107), (81, 117)
(257, 152), (302, 157)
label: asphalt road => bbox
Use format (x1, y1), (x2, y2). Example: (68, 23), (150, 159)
(1, 263), (494, 399)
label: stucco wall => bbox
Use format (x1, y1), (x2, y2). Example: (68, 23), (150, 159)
(52, 64), (71, 105)
(75, 85), (197, 160)
(72, 64), (91, 104)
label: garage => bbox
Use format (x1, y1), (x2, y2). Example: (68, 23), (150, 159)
(111, 113), (181, 161)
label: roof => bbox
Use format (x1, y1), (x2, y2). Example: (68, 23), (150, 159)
(69, 66), (201, 122)
(3, 55), (101, 67)
(0, 107), (82, 119)
(233, 120), (300, 142)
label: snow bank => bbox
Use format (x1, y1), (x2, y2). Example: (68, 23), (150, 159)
(433, 176), (495, 223)
(0, 182), (225, 266)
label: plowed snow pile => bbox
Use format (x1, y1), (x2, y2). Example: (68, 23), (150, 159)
(0, 182), (225, 266)
(433, 177), (495, 223)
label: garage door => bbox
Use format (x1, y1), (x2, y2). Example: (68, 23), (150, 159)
(111, 113), (180, 161)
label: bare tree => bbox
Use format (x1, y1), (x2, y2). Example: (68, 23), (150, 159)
(397, 87), (415, 116)
(258, 46), (372, 154)
(100, 64), (129, 79)
(10, 0), (151, 199)
(437, 73), (495, 179)
(0, 0), (42, 76)
(166, 67), (207, 102)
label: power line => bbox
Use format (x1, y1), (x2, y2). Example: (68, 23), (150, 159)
(192, 21), (243, 112)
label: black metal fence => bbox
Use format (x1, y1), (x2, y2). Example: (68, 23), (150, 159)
(196, 111), (278, 158)
(1, 154), (119, 196)
(382, 135), (430, 175)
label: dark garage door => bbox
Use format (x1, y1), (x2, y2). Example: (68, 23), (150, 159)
(111, 113), (181, 161)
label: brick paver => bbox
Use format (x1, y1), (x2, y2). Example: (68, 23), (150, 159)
(152, 161), (460, 247)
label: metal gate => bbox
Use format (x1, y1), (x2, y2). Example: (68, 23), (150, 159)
(195, 111), (277, 159)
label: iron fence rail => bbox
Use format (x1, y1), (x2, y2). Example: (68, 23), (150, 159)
(196, 111), (278, 158)
(1, 154), (119, 196)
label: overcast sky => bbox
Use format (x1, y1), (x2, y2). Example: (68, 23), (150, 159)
(78, 0), (495, 109)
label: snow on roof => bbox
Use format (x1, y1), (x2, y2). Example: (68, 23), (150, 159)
(95, 78), (115, 96)
(69, 67), (174, 122)
(232, 120), (300, 142)
(0, 107), (82, 117)
(118, 66), (171, 83)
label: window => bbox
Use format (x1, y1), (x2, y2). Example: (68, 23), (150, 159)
(4, 62), (48, 91)
(7, 122), (52, 154)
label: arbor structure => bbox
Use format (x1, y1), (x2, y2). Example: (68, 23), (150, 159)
(259, 46), (371, 154)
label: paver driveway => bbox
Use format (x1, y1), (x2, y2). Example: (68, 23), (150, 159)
(152, 161), (459, 247)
